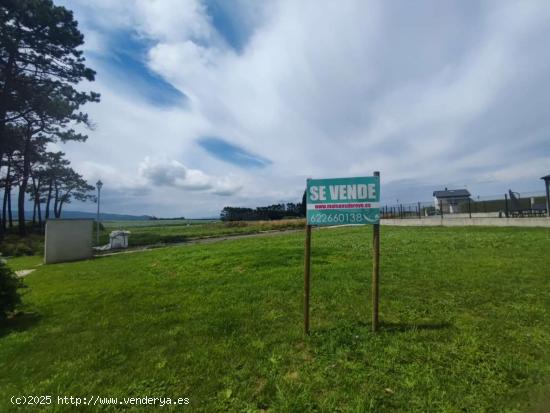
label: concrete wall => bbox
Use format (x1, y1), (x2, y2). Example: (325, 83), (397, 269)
(381, 217), (550, 228)
(437, 212), (501, 218)
(44, 219), (93, 264)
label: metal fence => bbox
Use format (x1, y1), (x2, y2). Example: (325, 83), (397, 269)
(380, 191), (548, 219)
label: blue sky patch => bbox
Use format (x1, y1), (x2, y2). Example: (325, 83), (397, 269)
(198, 136), (271, 168)
(205, 0), (253, 52)
(92, 30), (187, 107)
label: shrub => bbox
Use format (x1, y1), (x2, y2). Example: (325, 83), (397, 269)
(0, 235), (43, 257)
(0, 258), (24, 322)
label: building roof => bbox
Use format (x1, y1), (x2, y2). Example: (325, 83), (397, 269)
(541, 174), (550, 180)
(433, 189), (471, 198)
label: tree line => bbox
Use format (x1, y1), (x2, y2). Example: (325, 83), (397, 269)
(0, 0), (99, 237)
(220, 192), (307, 221)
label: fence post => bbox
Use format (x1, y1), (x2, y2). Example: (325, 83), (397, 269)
(418, 202), (421, 219)
(468, 198), (472, 219)
(439, 199), (444, 221)
(504, 194), (509, 218)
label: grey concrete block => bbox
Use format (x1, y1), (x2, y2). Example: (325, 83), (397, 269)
(44, 219), (93, 264)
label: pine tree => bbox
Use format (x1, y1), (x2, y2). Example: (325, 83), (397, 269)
(0, 0), (99, 235)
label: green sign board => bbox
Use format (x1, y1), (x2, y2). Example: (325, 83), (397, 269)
(306, 176), (380, 226)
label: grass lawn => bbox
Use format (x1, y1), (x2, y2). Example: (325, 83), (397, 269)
(3, 254), (43, 272)
(1, 226), (549, 412)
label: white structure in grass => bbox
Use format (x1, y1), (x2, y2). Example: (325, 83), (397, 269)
(109, 231), (130, 249)
(44, 219), (93, 264)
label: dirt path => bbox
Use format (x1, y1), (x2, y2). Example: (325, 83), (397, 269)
(15, 269), (36, 278)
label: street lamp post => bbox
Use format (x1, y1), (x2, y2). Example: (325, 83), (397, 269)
(96, 180), (103, 245)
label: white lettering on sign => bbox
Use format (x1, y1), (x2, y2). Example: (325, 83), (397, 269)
(310, 186), (319, 201)
(347, 185), (357, 199)
(368, 183), (376, 198)
(333, 184), (370, 200)
(310, 184), (376, 201)
(357, 184), (367, 198)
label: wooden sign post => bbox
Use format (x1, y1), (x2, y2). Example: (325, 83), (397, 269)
(304, 224), (312, 334)
(372, 171), (380, 332)
(303, 172), (381, 334)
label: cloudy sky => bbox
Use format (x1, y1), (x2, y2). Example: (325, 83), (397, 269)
(56, 0), (550, 217)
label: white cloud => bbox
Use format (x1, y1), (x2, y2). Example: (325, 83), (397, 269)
(133, 0), (212, 42)
(78, 161), (142, 190)
(139, 157), (241, 195)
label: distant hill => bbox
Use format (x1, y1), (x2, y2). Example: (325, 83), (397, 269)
(64, 211), (155, 221)
(21, 210), (154, 221)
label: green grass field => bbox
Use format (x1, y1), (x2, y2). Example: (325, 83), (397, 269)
(1, 226), (549, 412)
(95, 219), (305, 249)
